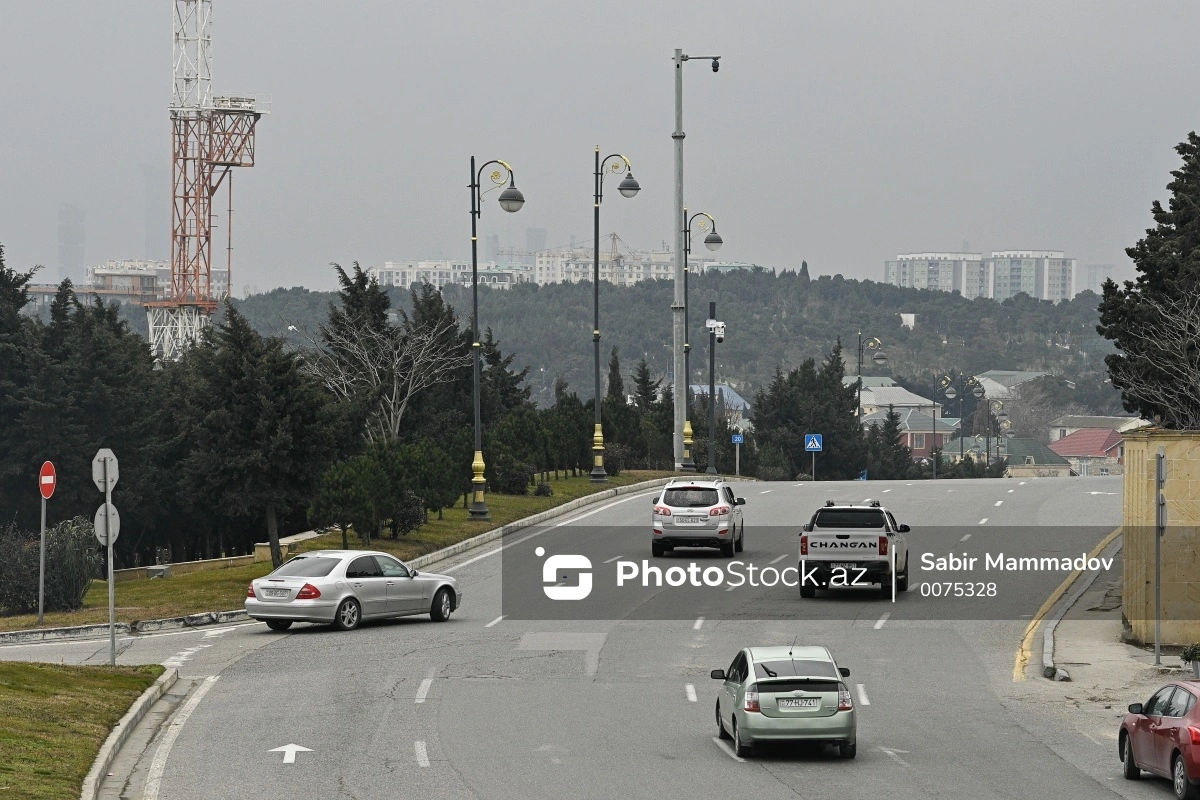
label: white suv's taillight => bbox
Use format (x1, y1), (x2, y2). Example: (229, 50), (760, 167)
(878, 535), (888, 556)
(654, 505), (672, 516)
(709, 505), (731, 517)
(838, 684), (853, 711)
(744, 688), (760, 713)
(800, 535), (808, 556)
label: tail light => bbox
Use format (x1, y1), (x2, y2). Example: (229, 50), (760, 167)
(744, 686), (760, 713)
(246, 583), (256, 598)
(710, 506), (731, 517)
(653, 529), (663, 536)
(654, 505), (672, 516)
(838, 684), (853, 711)
(800, 535), (808, 556)
(1189, 726), (1200, 745)
(296, 583), (321, 600)
(878, 536), (888, 556)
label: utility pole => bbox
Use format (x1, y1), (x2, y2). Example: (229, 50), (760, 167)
(671, 48), (720, 468)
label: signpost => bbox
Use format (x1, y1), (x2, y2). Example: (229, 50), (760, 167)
(805, 434), (823, 481)
(731, 432), (744, 477)
(92, 448), (119, 666)
(1154, 446), (1166, 665)
(37, 461), (56, 626)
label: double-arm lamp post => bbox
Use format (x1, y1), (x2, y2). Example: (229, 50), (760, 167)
(590, 148), (641, 482)
(681, 209), (723, 470)
(468, 157), (525, 519)
(937, 373), (984, 462)
(855, 333), (887, 417)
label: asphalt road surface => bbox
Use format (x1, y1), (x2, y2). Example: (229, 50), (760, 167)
(8, 476), (1170, 799)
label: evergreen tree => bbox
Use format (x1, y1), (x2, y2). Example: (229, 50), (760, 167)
(1098, 131), (1200, 427)
(480, 327), (532, 424)
(606, 346), (624, 401)
(182, 302), (338, 566)
(799, 261), (810, 282)
(632, 358), (661, 410)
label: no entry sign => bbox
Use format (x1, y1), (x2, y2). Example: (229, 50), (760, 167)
(39, 461), (56, 500)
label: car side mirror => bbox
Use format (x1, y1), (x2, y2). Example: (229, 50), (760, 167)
(898, 524), (910, 533)
(802, 523), (812, 532)
(710, 669), (726, 680)
(736, 497), (746, 505)
(1128, 702), (1143, 714)
(411, 570), (418, 576)
(839, 667), (850, 677)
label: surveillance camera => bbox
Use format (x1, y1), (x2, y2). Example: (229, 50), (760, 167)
(712, 59), (720, 73)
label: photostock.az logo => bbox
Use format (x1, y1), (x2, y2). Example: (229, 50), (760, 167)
(536, 547), (592, 600)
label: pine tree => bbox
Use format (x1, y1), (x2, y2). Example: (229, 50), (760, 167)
(1098, 131), (1200, 427)
(632, 358), (661, 410)
(799, 261), (810, 282)
(606, 346), (624, 401)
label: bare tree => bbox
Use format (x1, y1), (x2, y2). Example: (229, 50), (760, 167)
(299, 313), (469, 444)
(1105, 292), (1200, 429)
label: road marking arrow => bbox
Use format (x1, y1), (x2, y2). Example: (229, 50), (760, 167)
(269, 743), (312, 764)
(879, 746), (911, 767)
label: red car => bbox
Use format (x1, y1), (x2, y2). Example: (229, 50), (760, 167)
(1120, 680), (1200, 799)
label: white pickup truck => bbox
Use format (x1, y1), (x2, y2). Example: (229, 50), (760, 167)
(797, 500), (910, 598)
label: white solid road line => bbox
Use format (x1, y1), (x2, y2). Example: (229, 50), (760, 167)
(712, 737), (746, 763)
(415, 740), (430, 768)
(143, 676), (219, 800)
(874, 612), (890, 630)
(603, 555), (624, 563)
(995, 500), (1003, 506)
(960, 534), (971, 542)
(686, 684), (697, 702)
(856, 683), (870, 706)
(769, 554), (789, 565)
(693, 617), (705, 631)
(485, 615), (504, 628)
(978, 518), (989, 525)
(415, 677), (433, 704)
(443, 491), (654, 573)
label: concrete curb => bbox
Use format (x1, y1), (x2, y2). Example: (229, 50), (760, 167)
(1041, 531), (1125, 680)
(1, 477), (678, 644)
(79, 667), (178, 800)
(407, 476), (676, 572)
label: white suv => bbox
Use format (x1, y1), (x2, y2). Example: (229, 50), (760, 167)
(651, 478), (746, 557)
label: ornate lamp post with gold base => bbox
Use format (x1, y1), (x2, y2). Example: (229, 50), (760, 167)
(681, 208), (723, 471)
(468, 157), (525, 518)
(590, 147), (640, 482)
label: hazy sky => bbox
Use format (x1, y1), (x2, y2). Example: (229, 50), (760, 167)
(3, 1), (1197, 292)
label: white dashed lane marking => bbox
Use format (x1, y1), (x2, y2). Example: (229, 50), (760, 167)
(769, 554), (789, 565)
(415, 741), (430, 767)
(686, 684), (697, 702)
(856, 684), (870, 706)
(978, 518), (989, 525)
(994, 500), (1003, 506)
(874, 612), (890, 629)
(485, 615), (504, 628)
(960, 534), (971, 541)
(712, 737), (746, 763)
(693, 617), (705, 631)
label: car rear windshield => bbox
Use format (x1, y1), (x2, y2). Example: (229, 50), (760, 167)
(812, 509), (886, 528)
(753, 659), (838, 679)
(271, 556), (340, 578)
(663, 488), (720, 507)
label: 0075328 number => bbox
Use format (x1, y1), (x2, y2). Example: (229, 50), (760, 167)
(918, 582), (997, 598)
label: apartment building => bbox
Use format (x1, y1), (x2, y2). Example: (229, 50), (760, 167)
(882, 250), (1077, 301)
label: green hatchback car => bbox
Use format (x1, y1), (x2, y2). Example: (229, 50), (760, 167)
(711, 645), (857, 758)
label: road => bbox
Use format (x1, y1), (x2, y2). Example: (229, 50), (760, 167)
(5, 476), (1168, 799)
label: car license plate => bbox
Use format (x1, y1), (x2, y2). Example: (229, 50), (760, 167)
(262, 588), (290, 598)
(778, 698), (819, 708)
(676, 516), (705, 524)
(830, 562), (857, 570)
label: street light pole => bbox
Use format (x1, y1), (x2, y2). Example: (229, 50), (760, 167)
(468, 156), (525, 519)
(591, 147), (640, 482)
(672, 48), (720, 469)
(705, 302), (724, 475)
(682, 209), (722, 472)
(856, 333), (885, 418)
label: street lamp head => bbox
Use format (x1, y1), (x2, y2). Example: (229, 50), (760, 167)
(712, 58), (720, 73)
(703, 230), (723, 251)
(943, 386), (957, 400)
(618, 172), (641, 198)
(497, 181), (525, 213)
(871, 350), (888, 365)
(972, 386), (985, 398)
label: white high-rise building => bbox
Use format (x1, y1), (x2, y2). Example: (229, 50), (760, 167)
(369, 260), (531, 291)
(986, 251), (1076, 302)
(883, 253), (987, 298)
(882, 250), (1077, 301)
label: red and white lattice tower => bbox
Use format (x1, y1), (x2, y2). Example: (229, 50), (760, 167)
(147, 0), (268, 360)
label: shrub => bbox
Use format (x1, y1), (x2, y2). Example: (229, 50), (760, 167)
(492, 453), (535, 495)
(388, 490), (426, 538)
(605, 443), (631, 477)
(535, 482), (553, 497)
(0, 517), (101, 616)
(1182, 643), (1200, 664)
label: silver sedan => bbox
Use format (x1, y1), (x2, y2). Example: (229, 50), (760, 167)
(245, 550), (463, 631)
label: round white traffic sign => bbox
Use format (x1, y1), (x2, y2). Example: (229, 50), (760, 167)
(94, 502), (120, 546)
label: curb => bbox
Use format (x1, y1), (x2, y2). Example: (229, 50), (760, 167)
(1, 477), (678, 644)
(1042, 532), (1125, 680)
(407, 476), (676, 572)
(79, 667), (178, 800)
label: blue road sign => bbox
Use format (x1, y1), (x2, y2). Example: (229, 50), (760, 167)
(731, 434), (744, 444)
(805, 434), (824, 452)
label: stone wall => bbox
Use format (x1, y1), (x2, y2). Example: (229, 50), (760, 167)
(1123, 429), (1200, 645)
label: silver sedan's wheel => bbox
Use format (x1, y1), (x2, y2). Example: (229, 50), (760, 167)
(333, 598), (360, 631)
(430, 588), (453, 622)
(732, 719), (751, 758)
